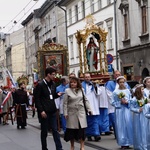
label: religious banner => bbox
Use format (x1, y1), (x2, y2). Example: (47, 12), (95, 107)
(37, 43), (69, 79)
(44, 54), (63, 75)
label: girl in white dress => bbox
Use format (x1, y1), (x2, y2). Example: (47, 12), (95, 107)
(143, 77), (150, 99)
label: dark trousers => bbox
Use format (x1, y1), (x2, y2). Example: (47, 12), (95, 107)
(40, 112), (63, 150)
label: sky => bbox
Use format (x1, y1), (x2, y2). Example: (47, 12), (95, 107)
(0, 0), (46, 33)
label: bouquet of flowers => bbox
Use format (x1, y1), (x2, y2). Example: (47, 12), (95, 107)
(54, 73), (62, 86)
(118, 92), (125, 99)
(137, 98), (148, 107)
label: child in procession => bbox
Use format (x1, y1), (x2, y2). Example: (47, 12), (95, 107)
(143, 76), (150, 99)
(111, 76), (133, 149)
(144, 103), (150, 149)
(130, 84), (147, 150)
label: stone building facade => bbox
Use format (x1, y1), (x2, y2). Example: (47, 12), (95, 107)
(116, 0), (150, 81)
(59, 0), (117, 76)
(0, 28), (26, 81)
(22, 0), (66, 76)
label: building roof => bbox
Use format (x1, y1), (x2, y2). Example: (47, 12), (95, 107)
(21, 0), (56, 26)
(36, 0), (54, 18)
(58, 0), (71, 6)
(21, 13), (34, 26)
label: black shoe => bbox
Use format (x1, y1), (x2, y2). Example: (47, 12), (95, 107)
(17, 125), (20, 129)
(94, 136), (101, 141)
(110, 126), (114, 131)
(105, 131), (112, 135)
(32, 111), (35, 118)
(87, 136), (92, 141)
(21, 126), (26, 129)
(121, 146), (130, 149)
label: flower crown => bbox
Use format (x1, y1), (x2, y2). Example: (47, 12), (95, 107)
(143, 76), (150, 85)
(135, 84), (144, 90)
(116, 76), (126, 81)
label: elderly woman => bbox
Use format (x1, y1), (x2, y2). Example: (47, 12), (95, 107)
(63, 77), (92, 150)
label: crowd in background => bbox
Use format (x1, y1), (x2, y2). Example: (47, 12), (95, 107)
(0, 82), (33, 128)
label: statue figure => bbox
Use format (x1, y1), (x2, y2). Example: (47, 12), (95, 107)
(86, 37), (99, 72)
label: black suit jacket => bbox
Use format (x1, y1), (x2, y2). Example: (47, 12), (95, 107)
(35, 79), (58, 114)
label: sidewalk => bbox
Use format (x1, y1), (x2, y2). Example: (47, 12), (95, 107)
(27, 111), (134, 150)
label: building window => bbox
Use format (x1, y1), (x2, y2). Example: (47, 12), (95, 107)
(69, 36), (74, 58)
(98, 0), (102, 9)
(82, 1), (85, 18)
(46, 17), (48, 32)
(97, 21), (104, 29)
(123, 66), (133, 81)
(50, 16), (52, 29)
(124, 14), (129, 39)
(108, 27), (113, 49)
(53, 37), (56, 43)
(53, 11), (56, 28)
(107, 0), (111, 5)
(75, 5), (78, 22)
(91, 0), (94, 13)
(69, 9), (72, 25)
(118, 1), (129, 40)
(76, 42), (79, 57)
(141, 6), (147, 34)
(48, 15), (51, 30)
(106, 19), (113, 49)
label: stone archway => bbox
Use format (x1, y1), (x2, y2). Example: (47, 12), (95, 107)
(142, 68), (149, 80)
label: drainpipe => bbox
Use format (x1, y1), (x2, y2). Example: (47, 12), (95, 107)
(114, 0), (119, 70)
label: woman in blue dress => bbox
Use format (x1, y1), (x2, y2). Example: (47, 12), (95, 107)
(143, 76), (150, 149)
(144, 103), (150, 150)
(130, 84), (147, 150)
(112, 76), (133, 149)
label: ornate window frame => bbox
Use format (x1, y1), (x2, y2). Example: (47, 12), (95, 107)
(136, 0), (149, 38)
(119, 0), (130, 42)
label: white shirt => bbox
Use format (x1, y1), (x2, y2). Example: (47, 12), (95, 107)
(85, 84), (99, 115)
(97, 86), (108, 108)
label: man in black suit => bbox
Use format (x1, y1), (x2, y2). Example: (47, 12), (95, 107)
(35, 67), (63, 150)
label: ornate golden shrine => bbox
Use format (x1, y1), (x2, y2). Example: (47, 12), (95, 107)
(75, 14), (110, 84)
(37, 42), (69, 79)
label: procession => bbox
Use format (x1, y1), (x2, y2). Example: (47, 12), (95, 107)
(1, 0), (150, 150)
(0, 67), (150, 150)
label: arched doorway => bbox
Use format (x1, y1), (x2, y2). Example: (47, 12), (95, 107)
(142, 68), (149, 80)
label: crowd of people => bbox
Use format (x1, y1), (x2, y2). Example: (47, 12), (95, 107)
(0, 82), (31, 128)
(105, 72), (150, 150)
(1, 67), (150, 150)
(54, 69), (150, 150)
